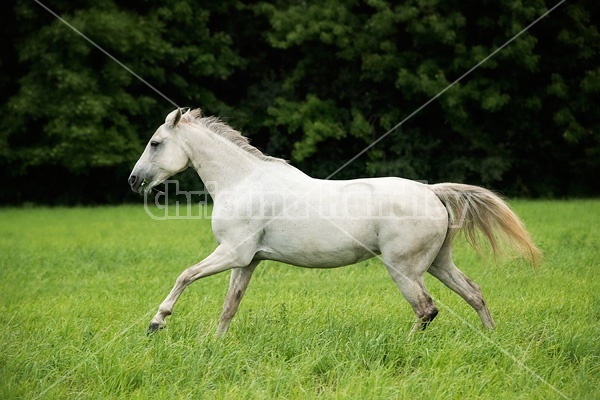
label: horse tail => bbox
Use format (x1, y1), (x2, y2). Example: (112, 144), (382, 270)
(430, 183), (541, 268)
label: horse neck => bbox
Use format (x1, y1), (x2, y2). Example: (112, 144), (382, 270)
(179, 125), (268, 197)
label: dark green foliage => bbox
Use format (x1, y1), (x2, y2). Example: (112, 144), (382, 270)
(1, 0), (598, 203)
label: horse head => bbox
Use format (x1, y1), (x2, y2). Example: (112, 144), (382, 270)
(128, 108), (190, 194)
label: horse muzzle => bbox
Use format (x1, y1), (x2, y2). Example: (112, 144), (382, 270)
(128, 174), (145, 194)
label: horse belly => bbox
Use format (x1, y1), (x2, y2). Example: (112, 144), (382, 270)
(256, 220), (380, 268)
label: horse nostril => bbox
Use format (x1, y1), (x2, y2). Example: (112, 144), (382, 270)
(128, 175), (137, 186)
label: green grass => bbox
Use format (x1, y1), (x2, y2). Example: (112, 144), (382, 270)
(0, 201), (598, 399)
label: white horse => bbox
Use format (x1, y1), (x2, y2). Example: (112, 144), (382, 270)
(129, 108), (540, 335)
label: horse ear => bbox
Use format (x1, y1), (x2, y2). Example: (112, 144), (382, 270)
(165, 108), (182, 128)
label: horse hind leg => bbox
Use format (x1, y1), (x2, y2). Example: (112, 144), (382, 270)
(428, 244), (495, 329)
(382, 255), (440, 334)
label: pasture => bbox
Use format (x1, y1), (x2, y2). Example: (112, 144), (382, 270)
(0, 200), (598, 399)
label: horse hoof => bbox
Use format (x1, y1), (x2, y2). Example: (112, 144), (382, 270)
(147, 322), (164, 335)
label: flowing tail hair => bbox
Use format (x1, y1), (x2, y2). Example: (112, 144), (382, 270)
(430, 183), (542, 267)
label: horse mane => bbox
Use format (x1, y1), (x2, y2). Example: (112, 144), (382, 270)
(182, 108), (288, 164)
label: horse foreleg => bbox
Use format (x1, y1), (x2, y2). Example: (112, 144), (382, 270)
(216, 261), (259, 337)
(148, 244), (242, 334)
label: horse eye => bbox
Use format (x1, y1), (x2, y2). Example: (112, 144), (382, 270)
(150, 141), (160, 148)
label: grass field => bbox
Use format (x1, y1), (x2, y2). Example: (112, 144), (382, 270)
(0, 200), (598, 399)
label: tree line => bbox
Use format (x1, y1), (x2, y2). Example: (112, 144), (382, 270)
(1, 0), (599, 204)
